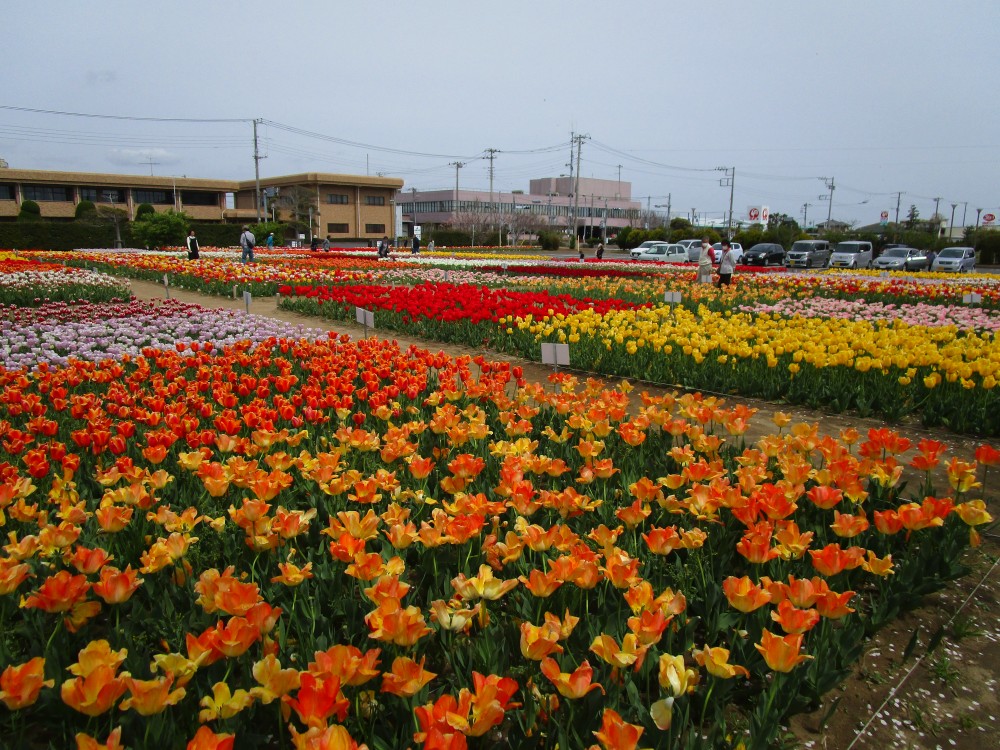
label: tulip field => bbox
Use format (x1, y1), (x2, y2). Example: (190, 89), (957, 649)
(0, 248), (998, 749)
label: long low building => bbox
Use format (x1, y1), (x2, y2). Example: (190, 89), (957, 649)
(396, 176), (642, 240)
(0, 167), (403, 241)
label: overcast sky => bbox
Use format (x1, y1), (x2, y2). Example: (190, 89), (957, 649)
(2, 0), (996, 227)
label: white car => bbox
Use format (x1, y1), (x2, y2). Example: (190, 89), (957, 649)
(711, 242), (744, 264)
(630, 243), (689, 262)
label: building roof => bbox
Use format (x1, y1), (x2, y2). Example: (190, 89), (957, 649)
(240, 173), (404, 190)
(0, 167), (237, 190)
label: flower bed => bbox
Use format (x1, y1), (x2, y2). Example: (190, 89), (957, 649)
(0, 334), (994, 749)
(739, 297), (1000, 332)
(0, 299), (326, 370)
(0, 260), (130, 307)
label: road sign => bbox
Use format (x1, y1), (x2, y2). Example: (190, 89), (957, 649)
(748, 207), (760, 221)
(761, 207), (770, 223)
(880, 211), (889, 220)
(984, 213), (996, 225)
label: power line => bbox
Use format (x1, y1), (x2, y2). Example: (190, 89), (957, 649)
(0, 104), (249, 123)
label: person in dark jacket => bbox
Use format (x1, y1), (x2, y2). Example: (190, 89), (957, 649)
(185, 230), (200, 260)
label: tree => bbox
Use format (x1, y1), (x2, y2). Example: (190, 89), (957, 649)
(95, 205), (128, 247)
(450, 200), (493, 245)
(135, 203), (155, 221)
(131, 210), (189, 250)
(906, 204), (920, 229)
(18, 200), (41, 222)
(669, 217), (693, 232)
(275, 186), (318, 236)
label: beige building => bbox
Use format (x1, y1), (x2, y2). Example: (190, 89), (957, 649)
(0, 167), (403, 241)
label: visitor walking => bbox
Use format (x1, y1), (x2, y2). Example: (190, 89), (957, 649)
(596, 243), (605, 260)
(697, 237), (714, 284)
(717, 239), (736, 287)
(239, 225), (256, 264)
(412, 235), (420, 255)
(185, 230), (200, 260)
(323, 236), (331, 252)
(266, 232), (275, 249)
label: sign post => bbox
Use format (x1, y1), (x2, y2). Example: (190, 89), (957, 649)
(163, 274), (170, 300)
(541, 343), (570, 373)
(243, 291), (252, 314)
(355, 307), (375, 338)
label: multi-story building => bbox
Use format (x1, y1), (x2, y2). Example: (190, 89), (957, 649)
(396, 176), (642, 239)
(0, 167), (403, 242)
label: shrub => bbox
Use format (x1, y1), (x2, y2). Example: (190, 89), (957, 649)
(537, 231), (562, 251)
(18, 200), (41, 222)
(134, 203), (155, 220)
(130, 210), (189, 249)
(974, 228), (1000, 265)
(74, 200), (97, 220)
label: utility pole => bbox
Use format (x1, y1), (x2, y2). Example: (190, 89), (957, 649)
(143, 157), (160, 176)
(949, 203), (958, 241)
(646, 197), (651, 229)
(802, 202), (811, 228)
(819, 176), (835, 230)
(718, 167), (735, 238)
(485, 148), (499, 234)
(567, 134), (575, 232)
(412, 187), (417, 237)
(253, 118), (264, 224)
(571, 133), (587, 246)
(449, 161), (465, 217)
(616, 164), (622, 199)
(894, 192), (903, 226)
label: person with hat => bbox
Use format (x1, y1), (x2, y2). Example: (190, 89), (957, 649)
(240, 225), (256, 264)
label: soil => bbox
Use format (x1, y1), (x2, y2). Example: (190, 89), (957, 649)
(128, 278), (1000, 750)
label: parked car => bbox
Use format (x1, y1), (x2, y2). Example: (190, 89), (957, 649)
(931, 246), (976, 273)
(631, 241), (663, 253)
(677, 239), (704, 262)
(630, 243), (689, 262)
(711, 242), (744, 264)
(871, 246), (929, 271)
(742, 243), (786, 267)
(786, 240), (832, 268)
(829, 241), (873, 269)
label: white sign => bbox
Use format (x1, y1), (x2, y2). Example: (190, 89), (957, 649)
(984, 213), (997, 225)
(355, 307), (375, 328)
(414, 225), (422, 240)
(761, 206), (770, 223)
(664, 291), (682, 304)
(243, 291), (252, 312)
(963, 293), (983, 304)
(541, 343), (570, 367)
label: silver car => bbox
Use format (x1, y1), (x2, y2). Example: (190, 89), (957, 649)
(931, 247), (976, 273)
(829, 241), (873, 269)
(786, 240), (832, 268)
(630, 243), (688, 262)
(872, 247), (930, 271)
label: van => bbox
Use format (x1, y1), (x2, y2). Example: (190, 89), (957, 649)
(829, 241), (873, 269)
(786, 240), (831, 268)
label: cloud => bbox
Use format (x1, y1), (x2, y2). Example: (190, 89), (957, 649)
(107, 148), (181, 169)
(85, 70), (117, 85)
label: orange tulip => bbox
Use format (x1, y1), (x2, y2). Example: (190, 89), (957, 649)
(207, 616), (261, 658)
(519, 621), (563, 661)
(249, 654), (300, 704)
(288, 724), (369, 750)
(540, 657), (604, 699)
(589, 633), (648, 671)
(186, 726), (235, 750)
(693, 645), (750, 680)
(75, 727), (124, 750)
(309, 644), (381, 687)
(0, 559), (32, 595)
(450, 564), (519, 601)
(120, 673), (186, 715)
(722, 575), (772, 613)
(815, 589), (856, 619)
(830, 510), (869, 538)
(0, 656), (53, 709)
(365, 598), (432, 647)
(61, 665), (128, 717)
(283, 673), (349, 728)
(380, 656), (437, 698)
(770, 600), (821, 634)
(805, 484), (843, 510)
(518, 568), (563, 598)
(91, 566), (143, 604)
(272, 560), (314, 587)
(809, 543), (861, 576)
(592, 708), (645, 750)
(755, 628), (813, 672)
(20, 569), (90, 613)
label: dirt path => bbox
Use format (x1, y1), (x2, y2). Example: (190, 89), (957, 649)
(127, 278), (1000, 750)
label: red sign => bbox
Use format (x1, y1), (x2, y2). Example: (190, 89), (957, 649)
(984, 213), (996, 224)
(880, 211), (889, 220)
(748, 208), (760, 221)
(761, 207), (770, 223)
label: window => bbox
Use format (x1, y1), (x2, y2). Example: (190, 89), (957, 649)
(0, 184), (14, 201)
(365, 195), (385, 206)
(23, 185), (71, 202)
(327, 193), (349, 205)
(181, 191), (219, 206)
(327, 223), (349, 233)
(365, 223), (385, 234)
(133, 189), (171, 204)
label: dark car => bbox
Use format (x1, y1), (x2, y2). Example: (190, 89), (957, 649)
(742, 243), (785, 267)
